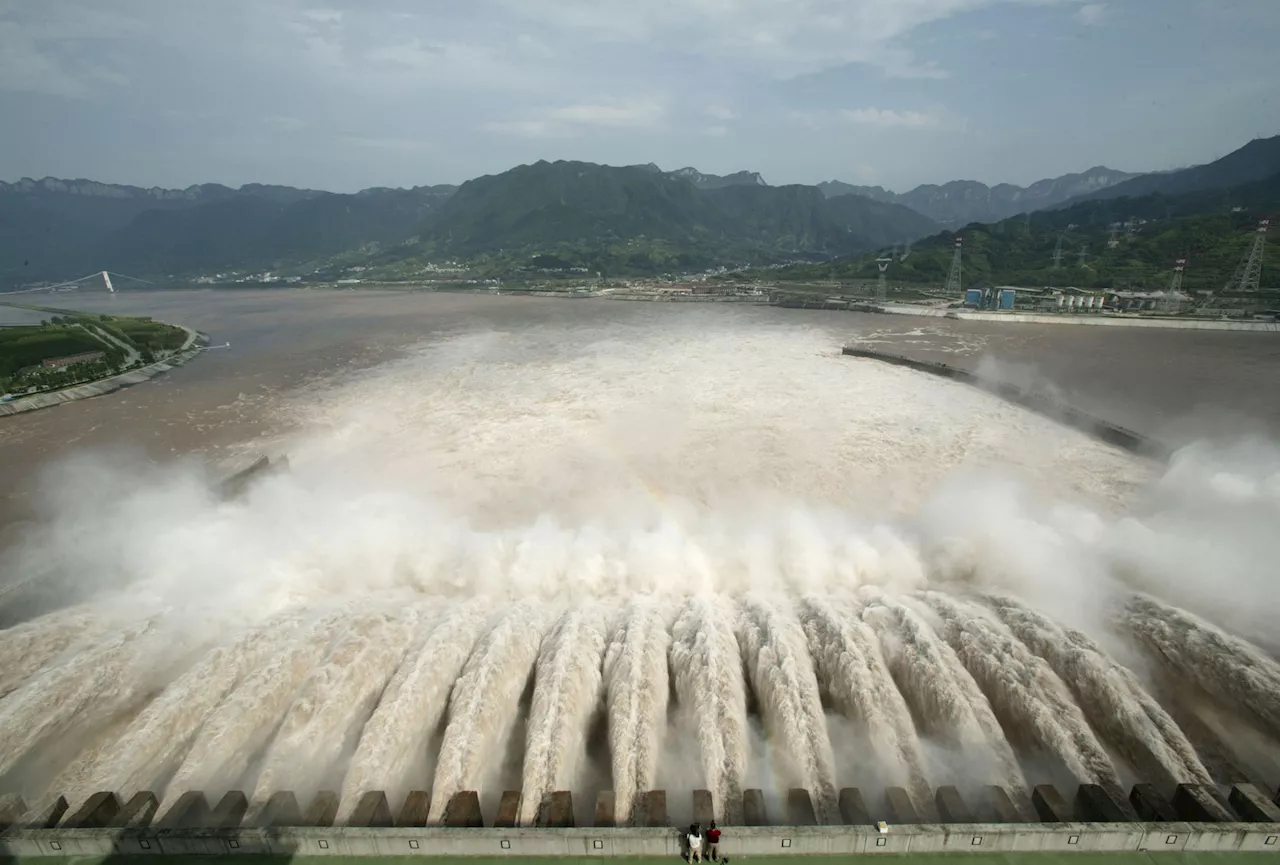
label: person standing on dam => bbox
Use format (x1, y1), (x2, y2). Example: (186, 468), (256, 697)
(705, 821), (721, 860)
(686, 825), (704, 863)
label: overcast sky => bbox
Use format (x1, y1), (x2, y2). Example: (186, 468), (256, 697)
(2, 0), (1276, 193)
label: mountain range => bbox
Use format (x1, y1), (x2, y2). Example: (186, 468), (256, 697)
(784, 159), (1280, 291)
(817, 167), (1140, 227)
(2, 135), (1277, 285)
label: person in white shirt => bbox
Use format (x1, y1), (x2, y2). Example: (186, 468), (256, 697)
(686, 828), (703, 863)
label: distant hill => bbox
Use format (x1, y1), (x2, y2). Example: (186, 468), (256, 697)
(0, 178), (456, 282)
(411, 160), (938, 273)
(1056, 135), (1280, 206)
(670, 167), (768, 190)
(781, 171), (1280, 292)
(819, 167), (1139, 227)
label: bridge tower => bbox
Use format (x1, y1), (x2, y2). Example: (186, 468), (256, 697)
(1223, 219), (1269, 294)
(943, 237), (963, 298)
(102, 271), (115, 292)
(1162, 257), (1187, 313)
(875, 257), (892, 304)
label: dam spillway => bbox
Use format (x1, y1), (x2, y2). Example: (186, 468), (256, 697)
(3, 318), (1280, 857)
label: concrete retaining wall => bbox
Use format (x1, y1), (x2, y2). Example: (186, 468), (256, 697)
(841, 347), (1169, 459)
(0, 328), (208, 418)
(3, 783), (1277, 857)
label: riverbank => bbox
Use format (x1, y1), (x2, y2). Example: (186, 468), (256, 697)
(878, 304), (1280, 332)
(0, 325), (207, 418)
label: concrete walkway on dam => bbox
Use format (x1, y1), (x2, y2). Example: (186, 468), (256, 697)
(6, 855), (1280, 865)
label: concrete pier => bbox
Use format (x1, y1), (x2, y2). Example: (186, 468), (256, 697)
(1075, 784), (1131, 822)
(1174, 784), (1234, 822)
(593, 791), (615, 828)
(256, 791), (302, 827)
(159, 792), (209, 829)
(442, 792), (482, 828)
(692, 789), (713, 826)
(1032, 785), (1072, 823)
(303, 792), (338, 827)
(211, 792), (248, 829)
(639, 790), (667, 828)
(1130, 784), (1178, 822)
(742, 789), (767, 826)
(63, 792), (120, 829)
(984, 786), (1024, 823)
(838, 788), (871, 825)
(396, 791), (430, 827)
(493, 792), (521, 828)
(348, 792), (393, 828)
(886, 787), (920, 824)
(114, 792), (158, 828)
(535, 792), (573, 829)
(786, 789), (816, 826)
(1229, 784), (1280, 823)
(936, 786), (974, 823)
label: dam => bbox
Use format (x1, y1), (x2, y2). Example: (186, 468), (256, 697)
(2, 296), (1279, 858)
(2, 780), (1279, 857)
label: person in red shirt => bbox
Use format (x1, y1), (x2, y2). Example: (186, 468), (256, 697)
(705, 822), (722, 860)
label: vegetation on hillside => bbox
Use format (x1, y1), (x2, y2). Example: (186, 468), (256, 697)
(776, 173), (1280, 292)
(404, 160), (937, 275)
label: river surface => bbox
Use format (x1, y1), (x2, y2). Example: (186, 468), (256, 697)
(1, 289), (1278, 533)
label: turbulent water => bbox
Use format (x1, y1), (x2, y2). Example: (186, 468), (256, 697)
(1, 317), (1278, 825)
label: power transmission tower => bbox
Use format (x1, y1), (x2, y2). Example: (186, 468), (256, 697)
(901, 241), (912, 262)
(1223, 219), (1269, 293)
(1107, 228), (1120, 249)
(1077, 245), (1088, 267)
(875, 257), (892, 304)
(1163, 258), (1186, 313)
(943, 237), (963, 297)
(1052, 232), (1065, 268)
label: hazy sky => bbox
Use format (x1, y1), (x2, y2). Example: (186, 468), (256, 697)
(2, 0), (1276, 193)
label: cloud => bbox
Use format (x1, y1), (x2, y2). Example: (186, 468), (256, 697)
(483, 119), (568, 139)
(791, 106), (951, 131)
(547, 99), (665, 129)
(486, 98), (666, 139)
(0, 7), (141, 99)
(492, 0), (1075, 80)
(842, 107), (944, 129)
(706, 104), (738, 121)
(1075, 3), (1108, 25)
(301, 9), (344, 25)
(702, 125), (730, 138)
(341, 136), (431, 153)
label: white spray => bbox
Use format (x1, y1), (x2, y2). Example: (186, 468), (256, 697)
(518, 605), (608, 826)
(669, 595), (749, 824)
(337, 600), (489, 822)
(603, 598), (671, 826)
(428, 601), (548, 824)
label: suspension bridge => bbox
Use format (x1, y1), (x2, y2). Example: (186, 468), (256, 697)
(0, 270), (156, 296)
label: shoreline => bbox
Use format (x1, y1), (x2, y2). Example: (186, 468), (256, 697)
(0, 325), (208, 418)
(875, 303), (1280, 332)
